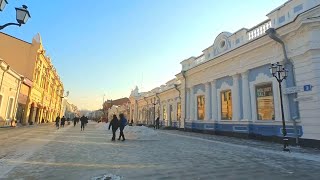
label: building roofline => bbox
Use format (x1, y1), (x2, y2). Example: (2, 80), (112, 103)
(266, 0), (292, 16)
(0, 32), (31, 45)
(182, 4), (320, 73)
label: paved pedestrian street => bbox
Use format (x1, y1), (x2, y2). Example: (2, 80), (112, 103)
(0, 121), (320, 180)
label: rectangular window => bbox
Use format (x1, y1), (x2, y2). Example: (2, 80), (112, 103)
(197, 95), (205, 120)
(221, 90), (232, 120)
(278, 15), (285, 24)
(163, 105), (167, 120)
(6, 98), (14, 120)
(256, 84), (275, 120)
(294, 4), (303, 13)
(177, 102), (181, 121)
(236, 38), (240, 44)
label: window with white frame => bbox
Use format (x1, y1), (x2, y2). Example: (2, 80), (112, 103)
(255, 83), (275, 120)
(6, 98), (14, 120)
(221, 90), (232, 120)
(163, 105), (167, 120)
(177, 102), (181, 121)
(197, 95), (205, 120)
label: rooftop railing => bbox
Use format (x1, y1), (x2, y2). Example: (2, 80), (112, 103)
(247, 20), (272, 41)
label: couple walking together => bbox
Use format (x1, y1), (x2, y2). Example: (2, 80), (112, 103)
(108, 113), (127, 141)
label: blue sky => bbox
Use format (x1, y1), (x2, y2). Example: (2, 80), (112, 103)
(1, 0), (286, 110)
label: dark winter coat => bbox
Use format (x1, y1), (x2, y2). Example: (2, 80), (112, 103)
(119, 116), (127, 129)
(61, 117), (66, 124)
(55, 117), (60, 125)
(108, 118), (119, 131)
(80, 116), (87, 124)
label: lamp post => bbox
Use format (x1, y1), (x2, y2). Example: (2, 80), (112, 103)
(151, 97), (158, 126)
(57, 90), (69, 116)
(269, 62), (290, 152)
(0, 1), (31, 30)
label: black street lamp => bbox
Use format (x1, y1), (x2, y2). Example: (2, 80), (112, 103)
(57, 90), (69, 115)
(151, 97), (158, 126)
(269, 62), (290, 152)
(0, 1), (31, 30)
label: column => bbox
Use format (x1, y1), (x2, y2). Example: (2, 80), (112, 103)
(160, 102), (163, 121)
(186, 89), (190, 121)
(166, 100), (170, 126)
(135, 101), (138, 122)
(190, 87), (194, 121)
(232, 74), (241, 121)
(173, 98), (177, 121)
(205, 82), (211, 120)
(282, 80), (290, 121)
(180, 87), (186, 128)
(211, 80), (218, 121)
(242, 71), (251, 121)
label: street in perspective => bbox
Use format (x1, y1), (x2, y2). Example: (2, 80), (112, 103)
(1, 0), (320, 179)
(1, 121), (320, 180)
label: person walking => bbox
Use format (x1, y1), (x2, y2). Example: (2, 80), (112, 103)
(155, 117), (160, 129)
(80, 115), (87, 131)
(108, 114), (119, 141)
(55, 115), (60, 129)
(118, 113), (127, 141)
(60, 116), (66, 128)
(73, 117), (77, 127)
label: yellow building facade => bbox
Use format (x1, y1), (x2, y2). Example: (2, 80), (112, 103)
(0, 60), (23, 127)
(0, 32), (64, 125)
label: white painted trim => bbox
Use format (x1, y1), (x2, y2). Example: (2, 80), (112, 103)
(211, 80), (218, 121)
(5, 96), (15, 121)
(250, 72), (281, 122)
(217, 81), (233, 121)
(194, 87), (205, 121)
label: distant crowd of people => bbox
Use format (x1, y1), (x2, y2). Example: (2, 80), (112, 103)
(54, 113), (162, 142)
(55, 115), (88, 131)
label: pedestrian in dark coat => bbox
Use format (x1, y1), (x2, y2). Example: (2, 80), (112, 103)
(155, 117), (160, 129)
(80, 115), (87, 131)
(60, 116), (66, 127)
(108, 115), (119, 141)
(73, 117), (77, 127)
(55, 116), (60, 129)
(118, 113), (127, 141)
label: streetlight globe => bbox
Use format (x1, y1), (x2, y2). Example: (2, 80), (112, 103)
(276, 62), (282, 72)
(15, 5), (31, 25)
(0, 0), (8, 11)
(281, 68), (288, 79)
(269, 64), (277, 76)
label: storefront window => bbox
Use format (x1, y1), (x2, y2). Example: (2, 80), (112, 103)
(256, 83), (275, 120)
(221, 90), (232, 120)
(163, 105), (167, 120)
(177, 102), (181, 121)
(197, 95), (205, 120)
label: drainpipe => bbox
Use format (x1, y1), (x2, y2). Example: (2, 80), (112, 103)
(174, 84), (181, 128)
(266, 28), (299, 145)
(181, 70), (187, 131)
(0, 63), (10, 92)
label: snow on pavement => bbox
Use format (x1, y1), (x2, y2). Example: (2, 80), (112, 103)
(0, 125), (72, 178)
(95, 122), (159, 140)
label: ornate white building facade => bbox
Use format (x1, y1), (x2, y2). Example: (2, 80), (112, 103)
(129, 0), (320, 147)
